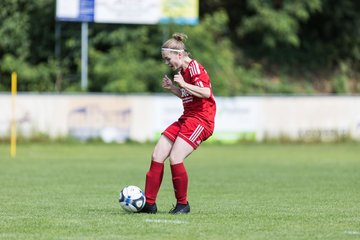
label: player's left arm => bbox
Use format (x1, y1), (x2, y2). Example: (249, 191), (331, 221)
(174, 73), (211, 99)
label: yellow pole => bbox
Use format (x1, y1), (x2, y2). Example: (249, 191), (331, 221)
(10, 72), (17, 158)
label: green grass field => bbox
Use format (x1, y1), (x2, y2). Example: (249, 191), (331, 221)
(0, 143), (359, 240)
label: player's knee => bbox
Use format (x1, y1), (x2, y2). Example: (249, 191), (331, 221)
(151, 151), (166, 163)
(151, 152), (159, 162)
(169, 153), (183, 165)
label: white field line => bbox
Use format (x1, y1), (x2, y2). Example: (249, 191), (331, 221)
(145, 219), (188, 224)
(344, 231), (360, 235)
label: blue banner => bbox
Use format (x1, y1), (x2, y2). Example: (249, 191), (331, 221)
(56, 0), (94, 22)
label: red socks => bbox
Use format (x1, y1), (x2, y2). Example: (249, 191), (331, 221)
(145, 161), (164, 204)
(144, 161), (188, 205)
(170, 163), (188, 204)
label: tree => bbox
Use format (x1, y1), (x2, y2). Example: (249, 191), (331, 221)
(0, 0), (57, 92)
(0, 0), (359, 94)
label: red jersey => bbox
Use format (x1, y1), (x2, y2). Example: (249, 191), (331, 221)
(179, 60), (216, 130)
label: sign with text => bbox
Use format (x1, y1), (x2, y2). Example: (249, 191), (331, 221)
(56, 0), (199, 25)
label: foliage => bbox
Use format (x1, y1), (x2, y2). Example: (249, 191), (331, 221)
(239, 0), (322, 48)
(89, 26), (167, 93)
(1, 55), (57, 92)
(0, 0), (359, 95)
(0, 0), (59, 92)
(183, 10), (239, 96)
(234, 0), (360, 93)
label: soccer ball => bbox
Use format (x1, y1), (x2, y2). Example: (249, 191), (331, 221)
(119, 185), (146, 212)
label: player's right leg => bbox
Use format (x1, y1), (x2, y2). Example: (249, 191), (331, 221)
(140, 135), (173, 213)
(152, 134), (173, 164)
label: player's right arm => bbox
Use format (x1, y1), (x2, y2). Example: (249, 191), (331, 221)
(162, 75), (182, 98)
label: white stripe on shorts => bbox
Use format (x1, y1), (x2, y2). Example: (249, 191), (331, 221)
(189, 124), (204, 142)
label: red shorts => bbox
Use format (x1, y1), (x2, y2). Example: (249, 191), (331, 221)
(162, 117), (213, 149)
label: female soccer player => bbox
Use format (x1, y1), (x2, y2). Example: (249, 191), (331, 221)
(140, 32), (216, 214)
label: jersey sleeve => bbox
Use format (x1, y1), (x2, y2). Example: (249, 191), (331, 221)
(189, 61), (211, 88)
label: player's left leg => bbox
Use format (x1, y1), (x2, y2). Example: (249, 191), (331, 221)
(168, 137), (194, 214)
(168, 118), (213, 214)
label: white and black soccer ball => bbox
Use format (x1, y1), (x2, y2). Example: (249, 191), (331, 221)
(119, 185), (146, 213)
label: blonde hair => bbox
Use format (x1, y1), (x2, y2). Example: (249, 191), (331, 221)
(162, 33), (188, 52)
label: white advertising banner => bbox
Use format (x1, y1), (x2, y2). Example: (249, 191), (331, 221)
(213, 97), (261, 142)
(95, 0), (162, 24)
(56, 0), (199, 25)
(152, 96), (182, 138)
(1, 94), (360, 142)
(260, 96), (360, 141)
(151, 96), (261, 142)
